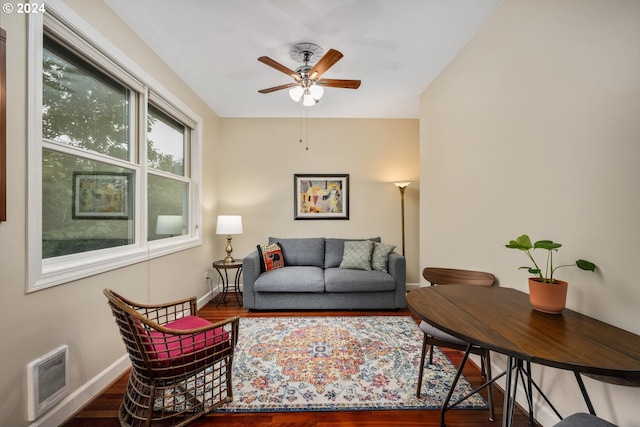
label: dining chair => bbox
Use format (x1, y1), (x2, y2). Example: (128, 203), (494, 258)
(553, 413), (618, 427)
(416, 267), (496, 420)
(104, 289), (239, 427)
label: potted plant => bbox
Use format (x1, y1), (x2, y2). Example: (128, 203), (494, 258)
(505, 234), (596, 313)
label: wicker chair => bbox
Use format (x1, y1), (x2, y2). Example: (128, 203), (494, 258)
(104, 289), (239, 427)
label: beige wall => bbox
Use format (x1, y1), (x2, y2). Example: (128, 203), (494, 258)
(218, 117), (420, 279)
(420, 0), (640, 425)
(0, 2), (222, 426)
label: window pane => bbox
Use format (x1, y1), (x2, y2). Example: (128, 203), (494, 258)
(148, 105), (185, 176)
(43, 37), (130, 161)
(42, 149), (135, 258)
(148, 174), (188, 241)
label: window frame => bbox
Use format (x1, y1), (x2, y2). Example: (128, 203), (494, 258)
(27, 2), (203, 292)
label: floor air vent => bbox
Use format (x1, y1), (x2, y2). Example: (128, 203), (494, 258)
(27, 345), (69, 421)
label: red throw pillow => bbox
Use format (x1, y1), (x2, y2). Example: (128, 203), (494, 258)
(257, 243), (285, 272)
(148, 315), (229, 360)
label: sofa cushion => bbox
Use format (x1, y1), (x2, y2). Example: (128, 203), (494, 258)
(324, 268), (396, 292)
(254, 266), (325, 292)
(325, 237), (381, 268)
(257, 242), (285, 272)
(269, 237), (324, 267)
(371, 242), (396, 273)
(339, 240), (374, 271)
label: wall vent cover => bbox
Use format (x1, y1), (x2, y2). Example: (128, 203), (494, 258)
(27, 345), (69, 421)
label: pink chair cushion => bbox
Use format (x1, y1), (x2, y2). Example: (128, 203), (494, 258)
(148, 315), (229, 360)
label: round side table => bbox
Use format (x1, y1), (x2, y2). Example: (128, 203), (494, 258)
(212, 259), (243, 306)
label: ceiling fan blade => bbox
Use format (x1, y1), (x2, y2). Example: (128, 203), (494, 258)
(318, 79), (361, 89)
(258, 56), (300, 80)
(309, 49), (343, 79)
(258, 83), (297, 94)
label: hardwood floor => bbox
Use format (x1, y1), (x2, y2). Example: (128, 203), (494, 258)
(62, 295), (540, 427)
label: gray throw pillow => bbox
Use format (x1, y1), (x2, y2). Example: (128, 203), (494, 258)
(371, 242), (396, 272)
(324, 237), (381, 268)
(339, 240), (374, 271)
(371, 242), (396, 273)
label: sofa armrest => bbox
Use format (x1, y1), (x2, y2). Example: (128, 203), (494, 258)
(242, 251), (261, 309)
(388, 252), (407, 308)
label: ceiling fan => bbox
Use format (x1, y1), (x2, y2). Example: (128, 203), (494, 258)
(257, 42), (361, 106)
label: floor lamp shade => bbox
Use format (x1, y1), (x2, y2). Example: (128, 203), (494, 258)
(216, 215), (243, 262)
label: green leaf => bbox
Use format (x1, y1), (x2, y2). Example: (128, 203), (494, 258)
(534, 240), (562, 250)
(527, 268), (541, 275)
(506, 234), (533, 250)
(517, 234), (533, 248)
(576, 259), (596, 272)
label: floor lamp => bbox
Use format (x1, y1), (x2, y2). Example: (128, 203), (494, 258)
(393, 182), (411, 256)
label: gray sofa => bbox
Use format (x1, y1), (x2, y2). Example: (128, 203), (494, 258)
(242, 237), (406, 310)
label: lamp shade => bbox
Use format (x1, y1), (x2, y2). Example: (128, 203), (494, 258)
(156, 215), (183, 235)
(302, 93), (316, 106)
(393, 181), (411, 189)
(289, 86), (304, 102)
(309, 84), (324, 100)
(216, 215), (243, 235)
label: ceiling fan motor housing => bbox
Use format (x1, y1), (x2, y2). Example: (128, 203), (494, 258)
(289, 42), (323, 65)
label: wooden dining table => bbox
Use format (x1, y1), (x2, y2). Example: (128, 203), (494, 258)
(407, 285), (640, 427)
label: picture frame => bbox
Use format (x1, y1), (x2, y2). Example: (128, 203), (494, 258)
(294, 174), (349, 220)
(72, 172), (132, 219)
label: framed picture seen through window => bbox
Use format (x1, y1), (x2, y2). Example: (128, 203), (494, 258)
(72, 172), (132, 220)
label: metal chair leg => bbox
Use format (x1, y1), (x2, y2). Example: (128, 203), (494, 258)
(484, 350), (495, 421)
(417, 334), (428, 398)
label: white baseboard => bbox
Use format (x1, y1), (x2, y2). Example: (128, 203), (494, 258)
(406, 282), (421, 291)
(29, 355), (131, 427)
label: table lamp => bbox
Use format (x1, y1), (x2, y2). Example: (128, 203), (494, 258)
(216, 215), (243, 263)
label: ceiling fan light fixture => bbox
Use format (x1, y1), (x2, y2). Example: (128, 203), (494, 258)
(258, 44), (359, 107)
(302, 93), (316, 106)
(309, 84), (324, 100)
(289, 85), (304, 102)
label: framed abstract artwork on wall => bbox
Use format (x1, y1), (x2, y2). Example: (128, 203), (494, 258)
(294, 174), (349, 220)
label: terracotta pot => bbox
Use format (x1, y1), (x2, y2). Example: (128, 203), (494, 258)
(528, 278), (568, 314)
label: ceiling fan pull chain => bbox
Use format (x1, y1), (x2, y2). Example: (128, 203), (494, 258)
(305, 112), (309, 151)
(299, 103), (304, 144)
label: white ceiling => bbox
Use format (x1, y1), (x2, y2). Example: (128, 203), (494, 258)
(103, 0), (502, 119)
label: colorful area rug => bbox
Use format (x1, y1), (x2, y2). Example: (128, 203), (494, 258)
(214, 316), (486, 412)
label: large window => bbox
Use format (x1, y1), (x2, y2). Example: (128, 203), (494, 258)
(28, 6), (202, 291)
(42, 37), (136, 258)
